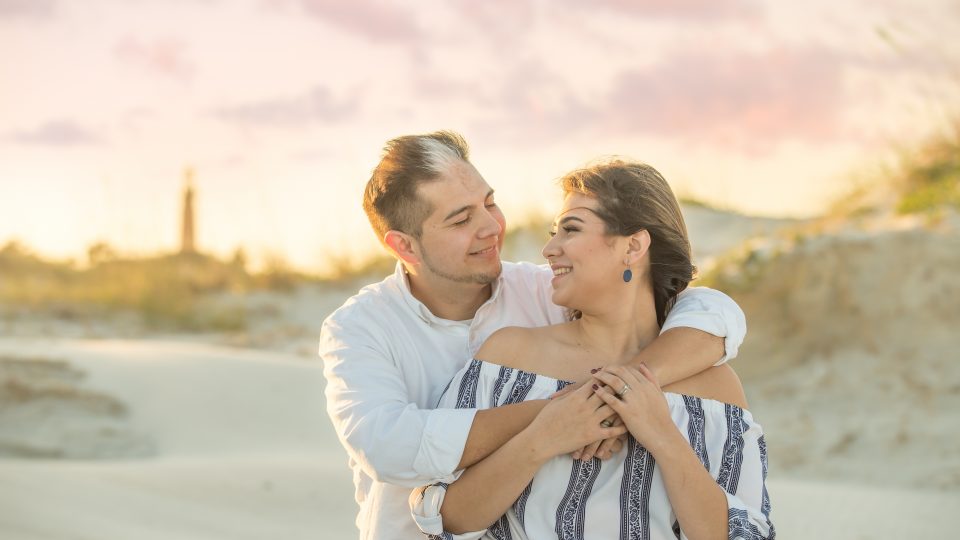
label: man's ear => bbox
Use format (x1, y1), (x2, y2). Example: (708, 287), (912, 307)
(625, 229), (651, 265)
(384, 230), (420, 266)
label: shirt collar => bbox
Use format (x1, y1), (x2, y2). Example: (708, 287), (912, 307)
(392, 261), (505, 327)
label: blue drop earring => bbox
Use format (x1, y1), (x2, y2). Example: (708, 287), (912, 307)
(622, 268), (633, 283)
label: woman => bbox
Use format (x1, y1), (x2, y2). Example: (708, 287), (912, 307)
(410, 160), (773, 539)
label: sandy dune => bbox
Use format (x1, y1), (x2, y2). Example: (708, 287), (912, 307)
(2, 338), (958, 538)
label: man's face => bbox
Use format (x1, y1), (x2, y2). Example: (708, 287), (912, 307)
(413, 160), (505, 285)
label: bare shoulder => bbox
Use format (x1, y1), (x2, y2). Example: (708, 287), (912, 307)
(476, 325), (559, 370)
(475, 327), (533, 365)
(662, 363), (749, 410)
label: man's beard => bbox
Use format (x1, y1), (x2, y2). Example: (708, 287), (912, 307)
(419, 244), (501, 285)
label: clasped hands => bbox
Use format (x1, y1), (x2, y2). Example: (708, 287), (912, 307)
(539, 364), (667, 461)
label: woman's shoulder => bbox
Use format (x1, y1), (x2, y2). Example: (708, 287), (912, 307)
(475, 326), (537, 365)
(476, 324), (566, 370)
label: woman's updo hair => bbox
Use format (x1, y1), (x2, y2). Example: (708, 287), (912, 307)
(559, 160), (697, 326)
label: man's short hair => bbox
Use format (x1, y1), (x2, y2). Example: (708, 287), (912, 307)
(363, 131), (470, 242)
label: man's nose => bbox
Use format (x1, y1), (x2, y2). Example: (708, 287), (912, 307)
(478, 208), (502, 238)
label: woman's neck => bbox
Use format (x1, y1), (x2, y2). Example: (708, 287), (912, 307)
(573, 289), (660, 363)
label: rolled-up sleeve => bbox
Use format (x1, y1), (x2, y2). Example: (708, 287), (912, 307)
(661, 287), (747, 365)
(410, 482), (488, 540)
(320, 315), (477, 487)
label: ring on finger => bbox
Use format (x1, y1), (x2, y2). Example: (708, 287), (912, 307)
(616, 383), (631, 397)
(600, 419), (615, 428)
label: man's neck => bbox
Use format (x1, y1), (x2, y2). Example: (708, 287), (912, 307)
(407, 273), (493, 322)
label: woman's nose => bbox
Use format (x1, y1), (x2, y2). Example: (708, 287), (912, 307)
(542, 234), (559, 260)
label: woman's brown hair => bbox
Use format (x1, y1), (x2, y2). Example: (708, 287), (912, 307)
(560, 160), (697, 326)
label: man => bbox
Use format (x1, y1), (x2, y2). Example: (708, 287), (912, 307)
(320, 131), (746, 539)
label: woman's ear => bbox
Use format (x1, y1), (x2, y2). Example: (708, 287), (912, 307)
(384, 230), (420, 266)
(625, 229), (651, 265)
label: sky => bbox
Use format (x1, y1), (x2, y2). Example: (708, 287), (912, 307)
(1, 0), (958, 272)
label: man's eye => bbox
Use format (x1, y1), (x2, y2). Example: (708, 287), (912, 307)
(453, 216), (470, 226)
(485, 201), (497, 208)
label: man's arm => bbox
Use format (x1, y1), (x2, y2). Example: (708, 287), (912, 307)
(322, 310), (557, 484)
(630, 327), (725, 385)
(627, 286), (747, 383)
(572, 286), (746, 461)
(321, 316), (479, 487)
(465, 286), (747, 466)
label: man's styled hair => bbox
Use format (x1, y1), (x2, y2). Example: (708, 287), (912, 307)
(363, 131), (470, 242)
(560, 160), (697, 327)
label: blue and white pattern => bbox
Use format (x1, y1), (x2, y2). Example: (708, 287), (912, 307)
(491, 365), (515, 405)
(514, 482), (533, 528)
(683, 395), (711, 470)
(454, 359), (483, 409)
(501, 370), (537, 405)
(718, 405), (747, 494)
(555, 458), (602, 539)
(620, 437), (656, 540)
(412, 359), (775, 540)
(728, 508), (767, 540)
(488, 514), (512, 540)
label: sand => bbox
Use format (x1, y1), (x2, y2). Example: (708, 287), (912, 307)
(2, 337), (958, 538)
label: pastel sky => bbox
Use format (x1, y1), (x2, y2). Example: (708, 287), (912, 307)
(1, 0), (958, 271)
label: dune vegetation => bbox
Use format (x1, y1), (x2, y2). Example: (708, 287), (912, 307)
(0, 243), (310, 331)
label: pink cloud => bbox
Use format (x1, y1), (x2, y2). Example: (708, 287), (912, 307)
(212, 86), (358, 127)
(295, 0), (421, 43)
(0, 0), (55, 18)
(603, 47), (845, 149)
(7, 119), (101, 146)
(563, 0), (761, 20)
(114, 36), (195, 81)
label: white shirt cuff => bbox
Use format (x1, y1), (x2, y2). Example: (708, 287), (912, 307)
(411, 483), (487, 540)
(413, 407), (478, 481)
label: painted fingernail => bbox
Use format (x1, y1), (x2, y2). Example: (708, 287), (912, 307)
(591, 383), (599, 390)
(590, 368), (598, 374)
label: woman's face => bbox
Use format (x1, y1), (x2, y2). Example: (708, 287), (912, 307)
(542, 193), (627, 310)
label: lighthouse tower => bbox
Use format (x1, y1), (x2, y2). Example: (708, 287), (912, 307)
(180, 167), (196, 254)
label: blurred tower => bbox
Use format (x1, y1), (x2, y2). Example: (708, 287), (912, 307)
(180, 167), (196, 254)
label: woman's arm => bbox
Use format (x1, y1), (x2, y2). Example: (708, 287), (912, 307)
(411, 382), (625, 535)
(592, 364), (773, 540)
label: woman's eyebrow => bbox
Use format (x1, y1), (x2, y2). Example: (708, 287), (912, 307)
(553, 215), (586, 227)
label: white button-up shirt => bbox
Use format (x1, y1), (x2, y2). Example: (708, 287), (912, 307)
(319, 261), (746, 540)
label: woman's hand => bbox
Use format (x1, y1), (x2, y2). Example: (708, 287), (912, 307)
(549, 380), (626, 461)
(525, 380), (626, 460)
(591, 364), (675, 453)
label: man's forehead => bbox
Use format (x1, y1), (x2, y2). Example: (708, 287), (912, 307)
(419, 168), (493, 216)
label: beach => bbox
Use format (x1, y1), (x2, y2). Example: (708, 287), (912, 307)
(2, 337), (958, 538)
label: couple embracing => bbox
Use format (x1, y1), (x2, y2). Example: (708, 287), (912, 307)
(320, 131), (774, 539)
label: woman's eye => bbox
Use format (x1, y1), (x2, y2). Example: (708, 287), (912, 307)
(548, 230), (557, 237)
(454, 217), (470, 226)
(563, 226), (578, 233)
